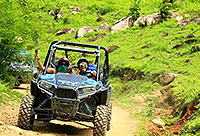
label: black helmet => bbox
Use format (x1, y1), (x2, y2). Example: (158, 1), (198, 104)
(77, 58), (89, 67)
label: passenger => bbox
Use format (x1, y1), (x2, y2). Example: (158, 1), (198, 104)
(76, 58), (97, 79)
(35, 53), (73, 74)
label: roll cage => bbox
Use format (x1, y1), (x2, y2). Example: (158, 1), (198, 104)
(42, 41), (109, 84)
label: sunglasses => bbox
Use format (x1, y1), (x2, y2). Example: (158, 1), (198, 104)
(80, 62), (87, 66)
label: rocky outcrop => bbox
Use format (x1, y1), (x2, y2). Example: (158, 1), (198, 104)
(69, 6), (83, 14)
(151, 117), (165, 128)
(159, 73), (177, 85)
(194, 18), (200, 25)
(96, 16), (104, 22)
(130, 94), (146, 103)
(178, 19), (191, 26)
(48, 9), (55, 16)
(156, 86), (174, 108)
(55, 28), (75, 36)
(134, 13), (162, 27)
(96, 22), (110, 31)
(108, 45), (120, 53)
(134, 12), (183, 27)
(75, 26), (94, 38)
(54, 10), (62, 20)
(47, 9), (62, 20)
(170, 11), (183, 22)
(111, 16), (133, 33)
(15, 36), (23, 43)
(88, 33), (107, 42)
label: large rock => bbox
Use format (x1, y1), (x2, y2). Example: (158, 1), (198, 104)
(69, 6), (83, 12)
(156, 86), (174, 108)
(96, 22), (110, 31)
(194, 18), (200, 25)
(55, 28), (75, 36)
(75, 26), (94, 38)
(178, 19), (191, 26)
(130, 94), (146, 103)
(170, 11), (183, 22)
(111, 16), (133, 33)
(151, 117), (165, 128)
(88, 33), (107, 42)
(108, 45), (120, 53)
(54, 10), (62, 20)
(159, 73), (176, 85)
(15, 36), (23, 43)
(96, 16), (104, 22)
(48, 9), (55, 16)
(69, 6), (83, 14)
(134, 13), (162, 27)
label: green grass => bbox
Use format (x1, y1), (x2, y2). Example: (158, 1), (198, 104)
(0, 81), (24, 104)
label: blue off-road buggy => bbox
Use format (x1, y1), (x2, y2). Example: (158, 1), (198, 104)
(17, 41), (112, 136)
(11, 49), (38, 86)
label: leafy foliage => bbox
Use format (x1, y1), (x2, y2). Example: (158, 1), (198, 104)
(159, 0), (177, 20)
(0, 80), (23, 104)
(128, 0), (141, 21)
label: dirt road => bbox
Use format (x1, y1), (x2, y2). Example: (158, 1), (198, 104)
(0, 84), (139, 136)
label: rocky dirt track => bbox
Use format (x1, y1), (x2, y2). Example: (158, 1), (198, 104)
(0, 84), (139, 136)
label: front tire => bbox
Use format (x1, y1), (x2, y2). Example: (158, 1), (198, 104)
(93, 105), (108, 136)
(18, 95), (35, 130)
(107, 102), (112, 131)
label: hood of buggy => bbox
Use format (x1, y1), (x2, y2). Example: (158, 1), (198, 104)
(39, 73), (100, 88)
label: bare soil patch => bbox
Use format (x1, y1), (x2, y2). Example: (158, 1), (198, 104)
(0, 84), (139, 136)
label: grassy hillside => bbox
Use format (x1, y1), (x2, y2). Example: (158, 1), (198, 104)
(1, 0), (200, 135)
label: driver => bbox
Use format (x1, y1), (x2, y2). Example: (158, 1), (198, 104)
(35, 53), (73, 74)
(76, 58), (97, 79)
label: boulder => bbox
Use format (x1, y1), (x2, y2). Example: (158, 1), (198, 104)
(151, 117), (165, 128)
(130, 94), (146, 103)
(185, 39), (198, 44)
(96, 16), (104, 22)
(159, 73), (176, 85)
(170, 11), (183, 22)
(75, 26), (94, 38)
(111, 16), (133, 33)
(15, 36), (23, 43)
(69, 6), (83, 14)
(96, 22), (110, 31)
(54, 10), (62, 20)
(107, 45), (120, 53)
(156, 86), (174, 108)
(194, 18), (200, 25)
(48, 9), (55, 16)
(141, 43), (151, 49)
(69, 6), (83, 12)
(178, 19), (191, 26)
(88, 33), (107, 42)
(161, 33), (168, 36)
(185, 59), (192, 64)
(55, 28), (75, 36)
(134, 13), (162, 27)
(71, 11), (79, 14)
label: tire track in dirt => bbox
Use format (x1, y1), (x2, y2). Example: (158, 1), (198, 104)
(0, 84), (139, 136)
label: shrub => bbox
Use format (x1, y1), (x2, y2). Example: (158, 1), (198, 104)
(128, 0), (141, 22)
(159, 0), (177, 20)
(0, 0), (41, 85)
(88, 4), (115, 15)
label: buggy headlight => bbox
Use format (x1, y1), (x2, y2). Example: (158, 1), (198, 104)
(77, 86), (95, 96)
(39, 81), (53, 90)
